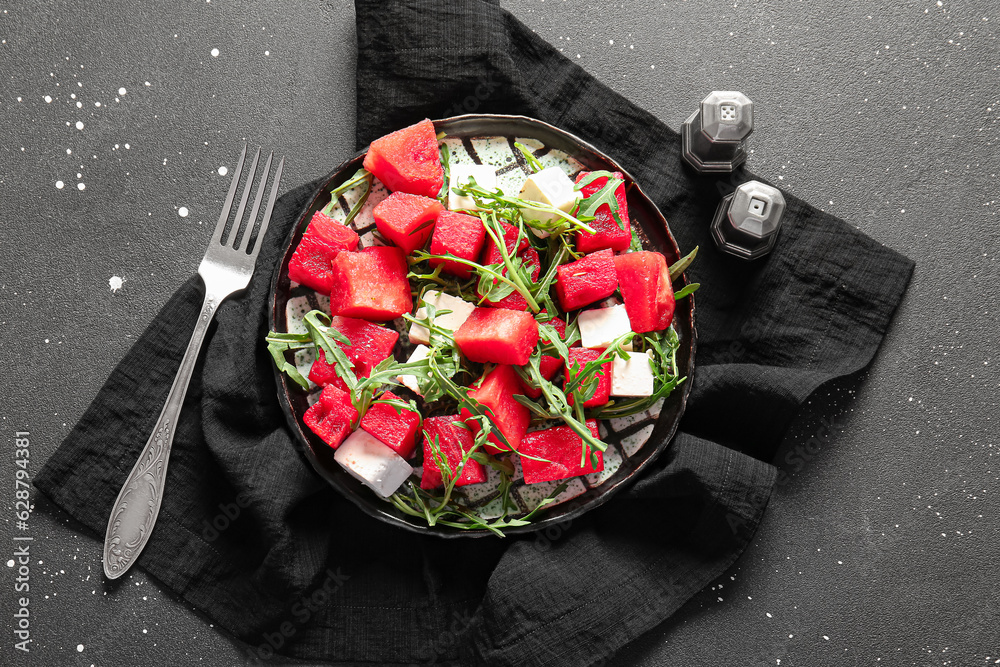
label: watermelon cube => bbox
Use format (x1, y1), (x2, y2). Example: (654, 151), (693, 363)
(481, 220), (531, 259)
(564, 348), (611, 408)
(420, 415), (487, 489)
(574, 171), (632, 253)
(308, 348), (347, 390)
(522, 316), (572, 399)
(302, 385), (359, 449)
(461, 365), (530, 454)
(286, 211), (360, 294)
(477, 220), (535, 310)
(330, 246), (413, 321)
(373, 191), (443, 255)
(307, 316), (399, 386)
(555, 248), (619, 311)
(613, 251), (676, 332)
(519, 420), (604, 484)
(454, 307), (539, 366)
(360, 391), (421, 459)
(428, 210), (486, 279)
(478, 245), (540, 311)
(363, 118), (444, 198)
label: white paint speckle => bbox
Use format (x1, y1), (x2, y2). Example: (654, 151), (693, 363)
(118, 87), (127, 95)
(77, 644), (84, 653)
(77, 183), (86, 191)
(95, 101), (101, 107)
(44, 95), (52, 103)
(218, 166), (228, 176)
(75, 121), (84, 130)
(5, 560), (13, 567)
(264, 50), (270, 56)
(56, 181), (64, 189)
(109, 276), (124, 292)
(125, 143), (130, 149)
(178, 206), (189, 218)
(211, 47), (220, 57)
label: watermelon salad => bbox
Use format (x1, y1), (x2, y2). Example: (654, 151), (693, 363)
(267, 118), (698, 535)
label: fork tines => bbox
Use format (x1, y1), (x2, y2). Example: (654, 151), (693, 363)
(214, 145), (285, 258)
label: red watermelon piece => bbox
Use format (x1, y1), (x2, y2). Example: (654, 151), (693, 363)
(454, 307), (539, 366)
(330, 246), (413, 321)
(564, 348), (611, 408)
(360, 391), (421, 459)
(574, 171), (632, 253)
(302, 385), (359, 449)
(286, 211), (360, 294)
(363, 118), (444, 198)
(555, 248), (619, 312)
(307, 348), (348, 390)
(522, 316), (573, 399)
(478, 245), (540, 311)
(519, 420), (604, 484)
(420, 415), (487, 489)
(307, 316), (399, 387)
(461, 365), (530, 454)
(428, 210), (486, 279)
(373, 192), (443, 255)
(613, 251), (675, 332)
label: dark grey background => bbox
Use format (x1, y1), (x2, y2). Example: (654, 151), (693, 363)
(2, 0), (997, 665)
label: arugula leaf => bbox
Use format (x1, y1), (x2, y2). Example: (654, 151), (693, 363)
(574, 170), (626, 230)
(438, 142), (451, 205)
(320, 168), (373, 228)
(673, 283), (700, 300)
(514, 141), (545, 173)
(264, 331), (313, 389)
(669, 246), (699, 281)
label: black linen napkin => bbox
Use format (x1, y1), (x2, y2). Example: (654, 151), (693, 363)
(35, 1), (914, 665)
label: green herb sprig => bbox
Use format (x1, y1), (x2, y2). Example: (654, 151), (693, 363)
(321, 168), (373, 229)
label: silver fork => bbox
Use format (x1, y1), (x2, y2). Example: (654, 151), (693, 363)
(103, 146), (284, 580)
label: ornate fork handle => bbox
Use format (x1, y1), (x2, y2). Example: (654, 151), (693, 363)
(103, 287), (221, 579)
(102, 145), (282, 580)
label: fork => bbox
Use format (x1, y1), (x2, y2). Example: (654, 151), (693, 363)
(103, 146), (284, 580)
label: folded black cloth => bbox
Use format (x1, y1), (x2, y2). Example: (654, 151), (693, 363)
(35, 0), (914, 665)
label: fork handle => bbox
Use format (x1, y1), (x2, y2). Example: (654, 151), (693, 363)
(103, 284), (222, 579)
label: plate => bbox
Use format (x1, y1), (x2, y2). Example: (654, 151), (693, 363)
(268, 114), (696, 537)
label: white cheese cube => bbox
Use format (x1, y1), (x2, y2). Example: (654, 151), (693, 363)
(408, 291), (476, 345)
(611, 351), (655, 397)
(334, 429), (414, 497)
(578, 304), (633, 349)
(518, 167), (579, 232)
(397, 344), (430, 395)
(449, 165), (497, 211)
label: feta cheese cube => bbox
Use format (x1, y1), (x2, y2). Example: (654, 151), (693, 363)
(397, 344), (430, 395)
(578, 304), (633, 349)
(449, 165), (498, 211)
(408, 291), (476, 345)
(334, 428), (414, 497)
(611, 350), (655, 397)
(518, 167), (579, 233)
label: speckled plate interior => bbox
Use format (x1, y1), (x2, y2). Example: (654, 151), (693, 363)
(268, 114), (696, 537)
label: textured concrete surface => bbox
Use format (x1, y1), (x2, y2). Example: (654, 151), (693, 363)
(1, 0), (997, 664)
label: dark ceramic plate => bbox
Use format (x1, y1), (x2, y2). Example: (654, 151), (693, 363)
(269, 114), (696, 537)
